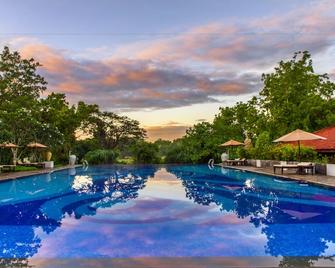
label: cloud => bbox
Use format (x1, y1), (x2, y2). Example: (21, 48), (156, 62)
(3, 0), (334, 112)
(118, 0), (335, 69)
(15, 43), (260, 110)
(145, 125), (190, 141)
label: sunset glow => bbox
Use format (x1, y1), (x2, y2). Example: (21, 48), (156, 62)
(1, 0), (334, 140)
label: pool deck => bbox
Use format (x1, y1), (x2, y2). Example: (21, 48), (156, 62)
(218, 164), (335, 188)
(0, 165), (81, 182)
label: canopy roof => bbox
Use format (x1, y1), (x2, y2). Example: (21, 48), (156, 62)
(27, 142), (47, 148)
(274, 129), (326, 143)
(296, 126), (335, 152)
(220, 139), (244, 147)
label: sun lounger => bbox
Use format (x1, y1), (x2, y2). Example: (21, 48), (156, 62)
(297, 162), (315, 175)
(223, 158), (247, 166)
(18, 160), (45, 168)
(273, 164), (299, 175)
(274, 162), (315, 175)
(0, 165), (16, 172)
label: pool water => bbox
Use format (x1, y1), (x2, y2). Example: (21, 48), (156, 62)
(0, 164), (335, 266)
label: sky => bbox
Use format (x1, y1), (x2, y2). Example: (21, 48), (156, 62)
(0, 0), (334, 141)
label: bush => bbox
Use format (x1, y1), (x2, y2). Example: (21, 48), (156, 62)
(131, 141), (161, 164)
(84, 149), (118, 165)
(165, 140), (191, 163)
(73, 139), (100, 162)
(267, 144), (317, 161)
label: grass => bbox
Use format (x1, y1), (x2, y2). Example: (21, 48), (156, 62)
(14, 166), (39, 172)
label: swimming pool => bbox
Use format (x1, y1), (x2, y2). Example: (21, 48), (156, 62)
(0, 164), (335, 267)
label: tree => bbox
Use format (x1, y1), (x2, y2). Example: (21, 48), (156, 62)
(260, 51), (335, 138)
(212, 98), (264, 143)
(179, 122), (217, 163)
(131, 141), (160, 163)
(39, 94), (99, 161)
(88, 111), (146, 150)
(0, 46), (47, 163)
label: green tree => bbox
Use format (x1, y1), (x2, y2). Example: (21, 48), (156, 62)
(154, 139), (172, 160)
(87, 111), (146, 150)
(181, 122), (218, 163)
(0, 46), (47, 163)
(131, 141), (160, 163)
(260, 51), (335, 138)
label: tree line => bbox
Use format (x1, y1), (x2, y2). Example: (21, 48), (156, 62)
(163, 51), (335, 163)
(1, 47), (334, 165)
(0, 47), (146, 164)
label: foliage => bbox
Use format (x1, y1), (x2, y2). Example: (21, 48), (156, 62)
(165, 139), (190, 163)
(14, 166), (38, 172)
(0, 47), (142, 164)
(87, 111), (146, 150)
(84, 149), (119, 165)
(162, 51), (335, 163)
(260, 51), (335, 138)
(244, 144), (317, 162)
(154, 139), (172, 160)
(131, 141), (160, 164)
(72, 138), (100, 162)
(1, 47), (334, 165)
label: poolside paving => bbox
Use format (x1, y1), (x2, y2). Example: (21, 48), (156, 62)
(218, 164), (335, 188)
(0, 165), (81, 182)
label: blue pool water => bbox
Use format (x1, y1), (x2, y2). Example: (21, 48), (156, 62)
(0, 164), (335, 266)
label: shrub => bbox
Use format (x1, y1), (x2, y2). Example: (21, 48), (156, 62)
(73, 139), (100, 161)
(84, 149), (118, 165)
(131, 141), (161, 164)
(269, 144), (317, 161)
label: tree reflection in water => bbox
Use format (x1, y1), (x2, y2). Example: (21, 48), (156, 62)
(0, 165), (158, 262)
(166, 165), (335, 265)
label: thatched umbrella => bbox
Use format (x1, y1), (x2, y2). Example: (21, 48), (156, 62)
(27, 142), (48, 149)
(273, 129), (326, 161)
(27, 142), (48, 162)
(0, 142), (19, 164)
(220, 139), (244, 159)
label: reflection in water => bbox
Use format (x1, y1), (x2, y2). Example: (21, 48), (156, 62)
(72, 175), (93, 193)
(166, 165), (335, 266)
(0, 164), (334, 267)
(0, 165), (158, 262)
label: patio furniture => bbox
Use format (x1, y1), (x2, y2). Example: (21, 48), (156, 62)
(273, 163), (315, 175)
(297, 162), (315, 175)
(273, 129), (326, 161)
(17, 159), (45, 168)
(273, 164), (299, 175)
(0, 165), (16, 172)
(223, 158), (247, 166)
(236, 158), (247, 166)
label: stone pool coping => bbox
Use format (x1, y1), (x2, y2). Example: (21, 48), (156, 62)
(0, 165), (81, 182)
(218, 164), (335, 189)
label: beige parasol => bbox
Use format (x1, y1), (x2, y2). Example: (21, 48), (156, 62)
(27, 142), (48, 162)
(220, 139), (244, 147)
(0, 142), (19, 148)
(273, 129), (326, 161)
(27, 142), (48, 148)
(220, 139), (244, 158)
(0, 142), (19, 164)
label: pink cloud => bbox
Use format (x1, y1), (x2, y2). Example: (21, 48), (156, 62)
(4, 0), (333, 112)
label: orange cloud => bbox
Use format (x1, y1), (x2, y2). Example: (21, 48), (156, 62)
(145, 125), (190, 141)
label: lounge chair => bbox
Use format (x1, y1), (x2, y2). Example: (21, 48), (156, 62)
(273, 164), (299, 175)
(273, 162), (315, 175)
(0, 165), (16, 172)
(18, 159), (45, 168)
(297, 162), (315, 175)
(236, 158), (247, 166)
